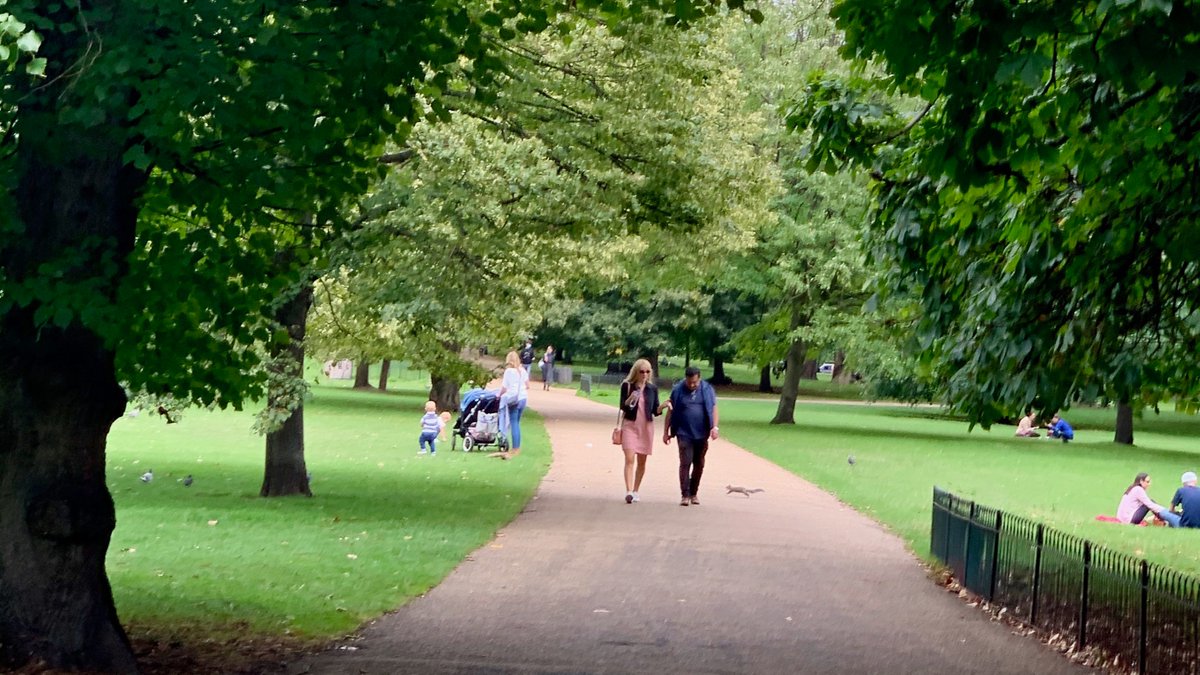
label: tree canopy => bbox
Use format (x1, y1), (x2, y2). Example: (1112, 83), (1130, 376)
(794, 0), (1200, 432)
(312, 16), (776, 387)
(0, 0), (766, 670)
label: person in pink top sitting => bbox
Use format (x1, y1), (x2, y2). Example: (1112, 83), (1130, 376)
(1014, 411), (1039, 437)
(1117, 473), (1181, 527)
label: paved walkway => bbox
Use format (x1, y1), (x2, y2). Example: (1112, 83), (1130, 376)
(289, 387), (1086, 674)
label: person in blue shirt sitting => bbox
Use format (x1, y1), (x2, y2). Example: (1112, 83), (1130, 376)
(1046, 414), (1074, 442)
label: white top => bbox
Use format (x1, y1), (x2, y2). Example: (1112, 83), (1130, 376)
(501, 366), (527, 403)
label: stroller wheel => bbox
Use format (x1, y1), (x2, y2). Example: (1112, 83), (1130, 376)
(463, 436), (475, 452)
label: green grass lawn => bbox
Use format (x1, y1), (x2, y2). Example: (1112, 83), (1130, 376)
(104, 357), (1200, 653)
(716, 398), (1200, 575)
(106, 381), (549, 645)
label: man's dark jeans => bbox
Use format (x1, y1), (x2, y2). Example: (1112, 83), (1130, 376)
(678, 437), (709, 498)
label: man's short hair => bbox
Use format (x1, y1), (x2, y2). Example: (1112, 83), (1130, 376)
(684, 366), (702, 379)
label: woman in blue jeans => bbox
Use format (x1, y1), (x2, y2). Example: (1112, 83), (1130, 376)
(497, 350), (528, 459)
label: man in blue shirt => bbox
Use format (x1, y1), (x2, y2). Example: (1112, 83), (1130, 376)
(663, 367), (719, 506)
(1171, 471), (1200, 528)
(1047, 414), (1074, 442)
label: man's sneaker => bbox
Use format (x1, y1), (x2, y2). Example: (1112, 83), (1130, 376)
(690, 496), (700, 506)
(631, 492), (640, 503)
(680, 496), (690, 506)
(417, 449), (428, 455)
(625, 493), (633, 504)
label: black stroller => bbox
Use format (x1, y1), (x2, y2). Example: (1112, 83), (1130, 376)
(452, 388), (509, 452)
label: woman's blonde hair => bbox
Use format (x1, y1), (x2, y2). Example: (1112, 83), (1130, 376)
(623, 358), (653, 385)
(505, 350), (522, 370)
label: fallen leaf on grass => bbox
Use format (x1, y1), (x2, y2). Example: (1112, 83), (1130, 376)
(207, 520), (218, 526)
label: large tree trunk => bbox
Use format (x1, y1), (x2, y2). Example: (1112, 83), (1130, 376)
(799, 358), (818, 379)
(1115, 400), (1135, 445)
(709, 355), (731, 385)
(0, 117), (144, 667)
(758, 365), (773, 393)
(378, 360), (391, 391)
(429, 376), (461, 413)
(771, 339), (806, 425)
(832, 350), (850, 383)
(646, 352), (660, 378)
(772, 306), (809, 425)
(261, 282), (314, 497)
(353, 360), (372, 389)
(0, 326), (138, 673)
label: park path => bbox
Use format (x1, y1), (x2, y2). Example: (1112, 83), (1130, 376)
(288, 387), (1086, 674)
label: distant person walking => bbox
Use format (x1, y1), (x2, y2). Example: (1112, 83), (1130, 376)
(539, 345), (556, 391)
(519, 340), (535, 376)
(663, 366), (719, 506)
(497, 350), (529, 459)
(616, 358), (667, 504)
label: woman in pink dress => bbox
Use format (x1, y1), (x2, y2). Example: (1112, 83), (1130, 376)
(617, 358), (668, 504)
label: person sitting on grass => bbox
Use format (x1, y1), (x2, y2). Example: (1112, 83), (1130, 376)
(1117, 472), (1181, 527)
(1045, 414), (1074, 442)
(1014, 411), (1039, 437)
(1170, 471), (1200, 528)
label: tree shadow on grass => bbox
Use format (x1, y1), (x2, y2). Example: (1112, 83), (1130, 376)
(309, 387), (429, 415)
(738, 417), (1200, 465)
(740, 418), (971, 447)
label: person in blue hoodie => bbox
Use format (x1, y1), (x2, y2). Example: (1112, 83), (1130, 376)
(1046, 414), (1074, 442)
(663, 367), (719, 506)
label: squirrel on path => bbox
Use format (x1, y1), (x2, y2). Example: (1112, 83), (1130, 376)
(725, 485), (765, 497)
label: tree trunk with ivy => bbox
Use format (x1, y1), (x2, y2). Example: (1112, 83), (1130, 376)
(0, 133), (142, 669)
(261, 282), (314, 498)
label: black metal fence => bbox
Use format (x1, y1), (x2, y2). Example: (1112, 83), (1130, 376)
(931, 487), (1200, 674)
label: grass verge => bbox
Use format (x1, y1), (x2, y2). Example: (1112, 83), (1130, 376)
(105, 383), (549, 669)
(716, 398), (1200, 576)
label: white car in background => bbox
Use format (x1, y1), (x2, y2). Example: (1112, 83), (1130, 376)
(818, 363), (835, 374)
